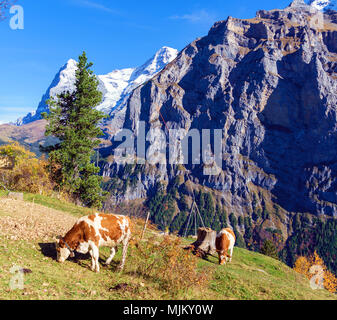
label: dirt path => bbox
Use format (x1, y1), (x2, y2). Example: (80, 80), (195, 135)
(0, 198), (78, 241)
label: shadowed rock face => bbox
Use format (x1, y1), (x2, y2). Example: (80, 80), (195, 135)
(103, 2), (337, 217)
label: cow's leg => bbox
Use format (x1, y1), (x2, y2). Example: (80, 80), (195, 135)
(228, 247), (233, 262)
(118, 233), (130, 271)
(89, 249), (95, 271)
(89, 243), (100, 273)
(225, 249), (230, 262)
(105, 247), (116, 265)
(229, 246), (234, 262)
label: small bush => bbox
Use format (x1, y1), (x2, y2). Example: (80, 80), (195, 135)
(260, 240), (279, 260)
(293, 256), (311, 276)
(129, 235), (212, 297)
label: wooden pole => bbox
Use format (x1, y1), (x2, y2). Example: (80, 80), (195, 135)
(140, 211), (151, 240)
(194, 202), (205, 228)
(194, 204), (197, 236)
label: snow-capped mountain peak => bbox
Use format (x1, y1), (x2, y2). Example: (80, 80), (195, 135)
(16, 47), (179, 125)
(310, 0), (331, 10)
(15, 59), (78, 125)
(135, 47), (178, 78)
(97, 46), (178, 114)
(129, 47), (178, 85)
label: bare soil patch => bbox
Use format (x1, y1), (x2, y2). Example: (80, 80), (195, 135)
(0, 198), (78, 241)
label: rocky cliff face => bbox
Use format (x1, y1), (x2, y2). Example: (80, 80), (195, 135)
(103, 1), (337, 219)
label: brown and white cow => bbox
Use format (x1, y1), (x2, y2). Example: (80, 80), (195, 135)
(215, 228), (236, 265)
(56, 213), (131, 272)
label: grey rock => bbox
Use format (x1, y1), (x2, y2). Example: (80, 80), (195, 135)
(103, 4), (337, 218)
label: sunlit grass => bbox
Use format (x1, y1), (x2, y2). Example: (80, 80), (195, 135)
(0, 194), (336, 300)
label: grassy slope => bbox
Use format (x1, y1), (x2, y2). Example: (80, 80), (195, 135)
(0, 193), (335, 300)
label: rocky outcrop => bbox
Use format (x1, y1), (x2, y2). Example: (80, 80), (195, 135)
(103, 1), (337, 218)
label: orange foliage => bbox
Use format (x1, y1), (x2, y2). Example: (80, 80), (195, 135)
(293, 256), (311, 277)
(294, 251), (337, 293)
(0, 143), (54, 194)
(324, 269), (337, 294)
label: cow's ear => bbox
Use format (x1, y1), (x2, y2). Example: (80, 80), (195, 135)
(56, 235), (62, 241)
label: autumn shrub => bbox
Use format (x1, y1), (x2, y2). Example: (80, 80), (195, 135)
(293, 256), (311, 277)
(0, 142), (54, 194)
(129, 235), (212, 297)
(0, 142), (30, 166)
(293, 251), (337, 293)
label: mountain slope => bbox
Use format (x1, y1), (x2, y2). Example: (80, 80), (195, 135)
(16, 47), (178, 126)
(0, 120), (57, 156)
(0, 192), (335, 300)
(103, 0), (337, 219)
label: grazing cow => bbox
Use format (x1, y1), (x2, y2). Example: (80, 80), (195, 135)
(215, 228), (236, 265)
(56, 213), (131, 272)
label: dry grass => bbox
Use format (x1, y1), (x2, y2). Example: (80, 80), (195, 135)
(129, 235), (212, 297)
(0, 198), (78, 241)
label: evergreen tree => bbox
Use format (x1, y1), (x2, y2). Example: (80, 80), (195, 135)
(212, 204), (222, 232)
(244, 216), (253, 249)
(179, 194), (189, 212)
(170, 211), (188, 234)
(262, 208), (270, 220)
(147, 183), (175, 231)
(229, 213), (237, 228)
(252, 208), (262, 221)
(202, 192), (215, 227)
(43, 52), (106, 208)
(252, 193), (258, 209)
(219, 207), (228, 229)
(292, 214), (301, 231)
(238, 216), (244, 227)
(260, 240), (279, 260)
(229, 213), (246, 248)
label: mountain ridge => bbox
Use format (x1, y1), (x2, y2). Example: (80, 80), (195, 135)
(15, 46), (178, 126)
(102, 2), (337, 220)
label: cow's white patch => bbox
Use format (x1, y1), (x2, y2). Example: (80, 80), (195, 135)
(77, 241), (90, 254)
(79, 213), (106, 237)
(58, 247), (71, 263)
(117, 215), (129, 234)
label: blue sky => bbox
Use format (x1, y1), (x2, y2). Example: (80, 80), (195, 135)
(0, 0), (292, 124)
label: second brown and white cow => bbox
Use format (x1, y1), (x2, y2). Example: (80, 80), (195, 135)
(56, 213), (131, 272)
(215, 228), (236, 265)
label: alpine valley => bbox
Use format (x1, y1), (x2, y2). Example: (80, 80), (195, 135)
(2, 0), (337, 274)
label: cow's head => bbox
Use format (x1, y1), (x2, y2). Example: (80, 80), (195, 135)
(218, 254), (227, 265)
(56, 236), (75, 263)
